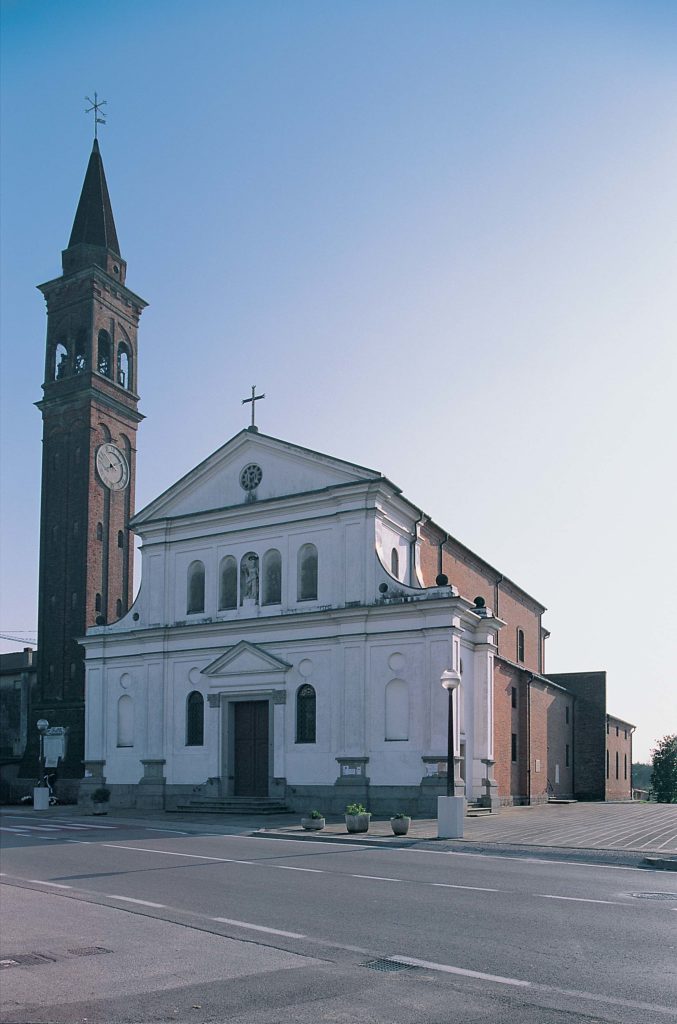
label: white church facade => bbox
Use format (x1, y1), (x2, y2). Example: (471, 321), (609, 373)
(80, 428), (503, 814)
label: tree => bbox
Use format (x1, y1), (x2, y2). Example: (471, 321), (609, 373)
(651, 735), (677, 803)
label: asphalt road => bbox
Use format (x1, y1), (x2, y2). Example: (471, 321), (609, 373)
(1, 815), (676, 1024)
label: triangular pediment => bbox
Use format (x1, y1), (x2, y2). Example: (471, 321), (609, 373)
(132, 429), (386, 525)
(201, 640), (292, 679)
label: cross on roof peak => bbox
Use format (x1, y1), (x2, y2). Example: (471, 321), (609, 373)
(242, 385), (265, 431)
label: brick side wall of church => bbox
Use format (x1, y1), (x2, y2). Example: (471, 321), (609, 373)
(494, 661), (528, 803)
(418, 526), (543, 674)
(605, 720), (633, 800)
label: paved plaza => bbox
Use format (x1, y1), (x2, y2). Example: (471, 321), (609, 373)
(270, 801), (677, 854)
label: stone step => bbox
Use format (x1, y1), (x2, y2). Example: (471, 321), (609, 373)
(547, 799), (578, 805)
(173, 799), (290, 815)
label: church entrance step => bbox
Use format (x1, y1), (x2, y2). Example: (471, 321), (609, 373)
(548, 799), (578, 805)
(465, 801), (493, 815)
(172, 798), (290, 815)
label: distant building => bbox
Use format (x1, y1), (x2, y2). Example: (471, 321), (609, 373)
(0, 649), (37, 799)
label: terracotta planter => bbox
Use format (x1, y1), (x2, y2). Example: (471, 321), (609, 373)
(390, 816), (410, 836)
(301, 817), (325, 831)
(345, 812), (371, 834)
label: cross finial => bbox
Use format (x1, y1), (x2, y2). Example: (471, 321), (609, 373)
(242, 385), (265, 432)
(85, 92), (107, 140)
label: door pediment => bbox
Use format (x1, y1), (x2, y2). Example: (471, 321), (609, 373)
(202, 640), (291, 679)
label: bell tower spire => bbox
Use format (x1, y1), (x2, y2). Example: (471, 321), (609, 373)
(25, 135), (148, 781)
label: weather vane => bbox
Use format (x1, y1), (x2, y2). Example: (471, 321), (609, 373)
(85, 92), (107, 140)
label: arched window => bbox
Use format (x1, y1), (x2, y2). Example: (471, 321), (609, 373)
(186, 691), (204, 746)
(97, 330), (112, 377)
(390, 547), (399, 578)
(54, 342), (69, 380)
(117, 694), (134, 747)
(187, 560), (205, 614)
(517, 629), (525, 663)
(218, 556), (237, 610)
(117, 530), (124, 548)
(95, 593), (102, 612)
(96, 522), (103, 540)
(262, 548), (282, 605)
(240, 552), (259, 604)
(296, 684), (316, 743)
(297, 543), (318, 601)
(116, 598), (123, 618)
(385, 679), (409, 740)
(117, 342), (131, 389)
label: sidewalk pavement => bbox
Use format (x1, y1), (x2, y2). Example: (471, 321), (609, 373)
(3, 799), (676, 868)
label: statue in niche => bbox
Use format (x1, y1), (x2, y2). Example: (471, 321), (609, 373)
(241, 553), (259, 603)
(56, 352), (68, 379)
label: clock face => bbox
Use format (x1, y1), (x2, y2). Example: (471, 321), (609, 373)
(96, 443), (130, 491)
(239, 463), (263, 492)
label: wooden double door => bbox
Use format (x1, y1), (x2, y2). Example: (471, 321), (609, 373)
(233, 700), (269, 797)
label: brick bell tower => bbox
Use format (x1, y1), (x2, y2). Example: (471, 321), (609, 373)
(27, 139), (147, 779)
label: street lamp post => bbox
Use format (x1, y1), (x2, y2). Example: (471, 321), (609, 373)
(438, 669), (464, 838)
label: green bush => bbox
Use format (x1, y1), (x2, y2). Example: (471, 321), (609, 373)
(345, 803), (368, 815)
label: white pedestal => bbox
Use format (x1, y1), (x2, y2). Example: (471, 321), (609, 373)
(437, 795), (464, 839)
(33, 787), (50, 810)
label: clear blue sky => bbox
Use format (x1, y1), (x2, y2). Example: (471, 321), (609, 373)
(1, 1), (675, 760)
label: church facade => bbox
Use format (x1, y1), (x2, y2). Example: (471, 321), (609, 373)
(79, 429), (506, 813)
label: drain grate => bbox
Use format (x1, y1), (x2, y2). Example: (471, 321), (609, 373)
(629, 892), (677, 901)
(68, 946), (112, 957)
(362, 958), (419, 973)
(0, 952), (57, 968)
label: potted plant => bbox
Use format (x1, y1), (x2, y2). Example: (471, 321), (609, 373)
(345, 802), (371, 834)
(91, 787), (111, 815)
(390, 812), (411, 836)
(300, 809), (325, 831)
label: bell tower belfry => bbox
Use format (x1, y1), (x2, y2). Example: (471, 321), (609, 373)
(29, 139), (147, 778)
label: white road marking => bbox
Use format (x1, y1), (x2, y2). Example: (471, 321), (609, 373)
(212, 917), (306, 939)
(350, 874), (400, 882)
(0, 828), (31, 835)
(389, 955), (531, 987)
(102, 843), (248, 863)
(536, 894), (628, 906)
(26, 880), (72, 888)
(66, 839), (92, 844)
(50, 821), (117, 829)
(432, 882), (502, 893)
(274, 865), (325, 873)
(107, 895), (166, 907)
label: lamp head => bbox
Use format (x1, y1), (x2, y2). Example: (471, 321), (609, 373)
(36, 719), (49, 733)
(440, 669), (461, 692)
